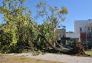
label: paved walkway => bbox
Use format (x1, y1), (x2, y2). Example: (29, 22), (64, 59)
(10, 53), (92, 63)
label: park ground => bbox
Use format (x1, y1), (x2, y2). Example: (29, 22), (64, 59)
(0, 54), (62, 63)
(0, 51), (92, 63)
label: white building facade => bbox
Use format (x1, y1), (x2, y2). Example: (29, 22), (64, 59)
(74, 19), (92, 42)
(66, 32), (77, 38)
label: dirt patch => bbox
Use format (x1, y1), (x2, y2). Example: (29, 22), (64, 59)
(0, 54), (62, 63)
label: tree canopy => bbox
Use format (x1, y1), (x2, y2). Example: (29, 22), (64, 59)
(0, 0), (68, 53)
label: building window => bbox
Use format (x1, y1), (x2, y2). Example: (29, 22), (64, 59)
(80, 27), (82, 32)
(88, 27), (90, 31)
(91, 27), (92, 32)
(88, 27), (91, 32)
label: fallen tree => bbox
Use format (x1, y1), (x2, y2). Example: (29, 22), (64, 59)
(34, 33), (90, 56)
(0, 0), (90, 56)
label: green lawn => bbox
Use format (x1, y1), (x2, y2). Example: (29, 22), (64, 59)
(85, 51), (92, 55)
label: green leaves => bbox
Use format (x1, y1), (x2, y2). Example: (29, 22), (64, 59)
(0, 0), (68, 53)
(0, 0), (33, 53)
(59, 7), (68, 14)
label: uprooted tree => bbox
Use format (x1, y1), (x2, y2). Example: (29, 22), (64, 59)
(34, 1), (87, 55)
(0, 0), (87, 55)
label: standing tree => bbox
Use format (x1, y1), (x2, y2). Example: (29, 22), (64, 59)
(0, 0), (36, 53)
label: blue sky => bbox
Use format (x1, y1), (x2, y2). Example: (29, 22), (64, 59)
(0, 0), (92, 32)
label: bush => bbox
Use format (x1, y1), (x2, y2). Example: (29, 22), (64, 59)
(0, 31), (12, 53)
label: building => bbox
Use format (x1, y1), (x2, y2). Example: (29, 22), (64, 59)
(66, 32), (78, 38)
(55, 29), (66, 40)
(74, 19), (92, 42)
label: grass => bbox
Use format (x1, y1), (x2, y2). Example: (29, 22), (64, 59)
(0, 54), (62, 63)
(85, 51), (92, 55)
